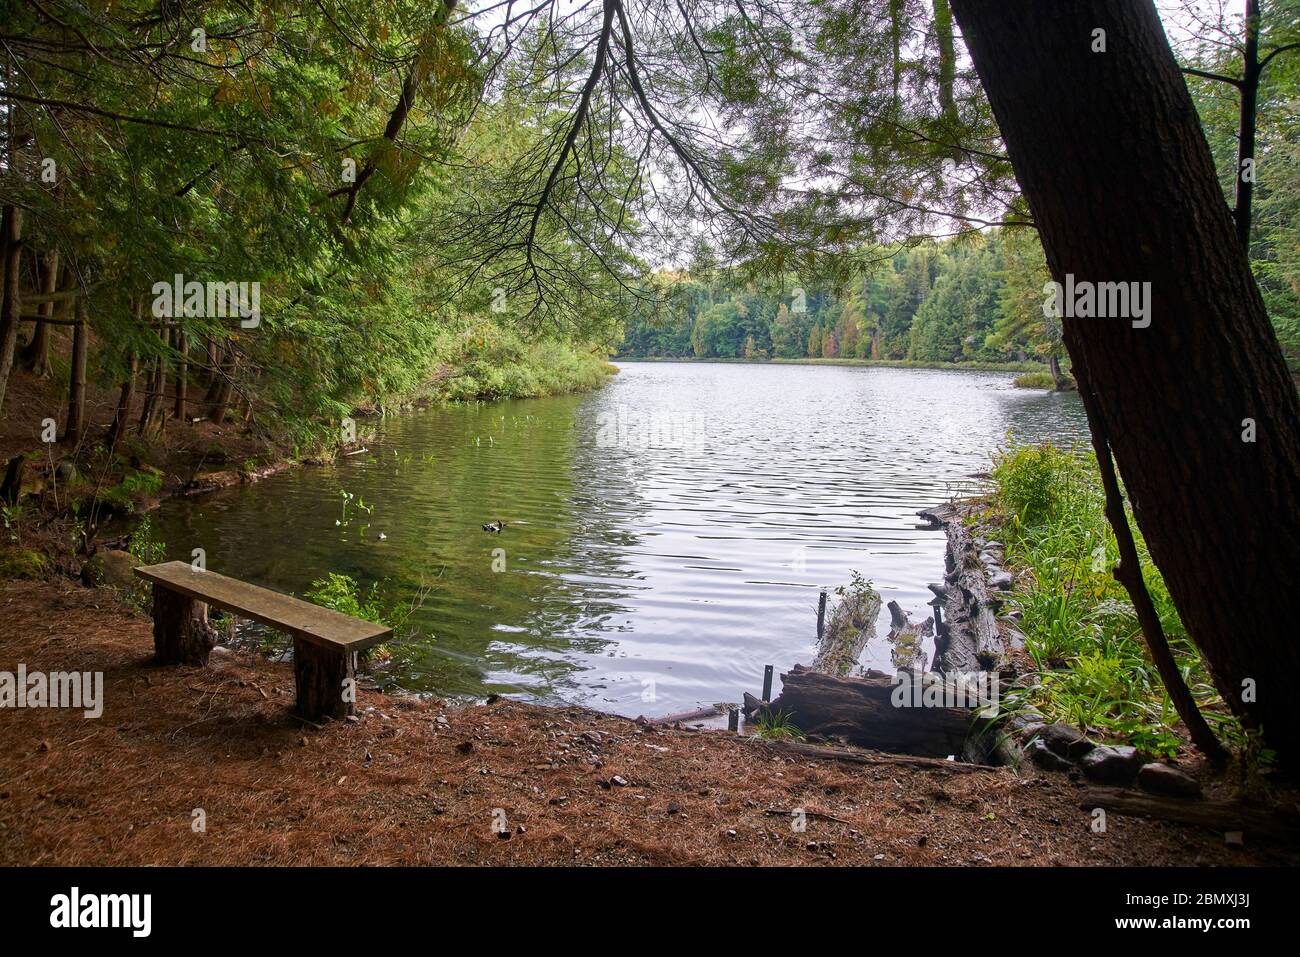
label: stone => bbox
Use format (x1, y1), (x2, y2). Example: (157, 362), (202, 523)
(1026, 738), (1073, 772)
(1079, 744), (1142, 784)
(80, 548), (138, 590)
(1137, 762), (1201, 798)
(1039, 722), (1095, 759)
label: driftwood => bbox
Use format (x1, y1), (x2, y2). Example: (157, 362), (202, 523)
(1081, 788), (1300, 843)
(766, 665), (974, 757)
(919, 503), (1005, 673)
(885, 600), (932, 672)
(812, 585), (882, 676)
(651, 704), (723, 725)
(753, 737), (1000, 773)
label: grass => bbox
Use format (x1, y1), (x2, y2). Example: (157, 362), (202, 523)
(752, 707), (804, 740)
(986, 441), (1240, 758)
(1012, 371), (1058, 389)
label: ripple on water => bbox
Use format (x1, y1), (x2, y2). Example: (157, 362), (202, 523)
(150, 362), (1088, 715)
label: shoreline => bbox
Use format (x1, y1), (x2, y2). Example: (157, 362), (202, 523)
(611, 356), (1050, 373)
(3, 575), (1290, 866)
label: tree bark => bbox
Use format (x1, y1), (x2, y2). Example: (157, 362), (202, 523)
(173, 327), (188, 421)
(62, 295), (88, 445)
(106, 350), (138, 450)
(950, 0), (1300, 760)
(208, 342), (235, 424)
(1236, 0), (1260, 252)
(1048, 353), (1064, 391)
(19, 248), (57, 375)
(767, 666), (973, 757)
(0, 206), (23, 414)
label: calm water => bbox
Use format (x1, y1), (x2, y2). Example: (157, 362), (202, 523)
(149, 363), (1087, 715)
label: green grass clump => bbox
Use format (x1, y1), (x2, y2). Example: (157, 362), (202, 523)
(753, 707), (804, 741)
(1012, 371), (1057, 389)
(989, 442), (1237, 757)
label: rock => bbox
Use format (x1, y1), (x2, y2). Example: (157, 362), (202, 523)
(1079, 744), (1142, 784)
(1137, 762), (1201, 798)
(1026, 738), (1073, 772)
(1039, 722), (1095, 759)
(80, 548), (139, 590)
(610, 775), (628, 787)
(987, 569), (1015, 590)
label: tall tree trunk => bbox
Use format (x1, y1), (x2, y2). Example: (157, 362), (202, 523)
(1236, 0), (1260, 252)
(1048, 353), (1064, 391)
(933, 0), (960, 138)
(0, 206), (23, 414)
(950, 0), (1300, 759)
(19, 248), (57, 376)
(137, 325), (167, 436)
(106, 350), (138, 450)
(173, 327), (188, 421)
(136, 358), (159, 435)
(208, 341), (235, 424)
(62, 295), (88, 445)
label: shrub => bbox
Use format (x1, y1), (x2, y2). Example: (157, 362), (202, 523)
(989, 441), (1236, 757)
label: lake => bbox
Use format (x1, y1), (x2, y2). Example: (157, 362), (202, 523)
(149, 362), (1089, 715)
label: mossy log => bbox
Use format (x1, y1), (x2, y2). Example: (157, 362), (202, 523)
(812, 585), (883, 676)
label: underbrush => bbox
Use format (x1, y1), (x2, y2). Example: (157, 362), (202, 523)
(1011, 371), (1057, 389)
(987, 441), (1240, 757)
(433, 327), (616, 402)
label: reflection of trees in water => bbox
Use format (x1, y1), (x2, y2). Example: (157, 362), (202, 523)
(349, 393), (651, 701)
(1000, 389), (1090, 448)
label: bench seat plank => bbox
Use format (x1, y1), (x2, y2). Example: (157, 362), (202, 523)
(134, 561), (392, 652)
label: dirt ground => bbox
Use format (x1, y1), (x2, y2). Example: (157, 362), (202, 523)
(2, 578), (1297, 867)
(0, 354), (289, 502)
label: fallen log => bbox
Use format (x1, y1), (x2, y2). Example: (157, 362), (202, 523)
(885, 599), (931, 672)
(767, 665), (974, 757)
(651, 704), (723, 725)
(812, 584), (882, 676)
(919, 502), (1004, 673)
(752, 737), (1001, 772)
(1081, 787), (1300, 843)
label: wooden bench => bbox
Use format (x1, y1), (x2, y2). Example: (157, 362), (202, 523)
(133, 561), (392, 720)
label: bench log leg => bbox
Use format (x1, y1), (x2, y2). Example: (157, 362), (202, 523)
(153, 585), (216, 665)
(294, 637), (357, 720)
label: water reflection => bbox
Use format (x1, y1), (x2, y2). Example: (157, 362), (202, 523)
(150, 362), (1088, 715)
